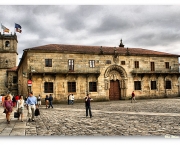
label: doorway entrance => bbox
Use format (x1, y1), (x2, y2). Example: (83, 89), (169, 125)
(109, 80), (120, 100)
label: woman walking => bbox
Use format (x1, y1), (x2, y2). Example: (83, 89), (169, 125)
(3, 94), (13, 124)
(17, 95), (24, 122)
(45, 95), (49, 109)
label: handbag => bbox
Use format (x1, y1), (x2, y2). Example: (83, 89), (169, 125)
(14, 111), (20, 118)
(3, 109), (6, 113)
(35, 108), (40, 116)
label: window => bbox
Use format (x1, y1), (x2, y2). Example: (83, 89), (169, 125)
(134, 61), (139, 68)
(121, 61), (125, 65)
(151, 62), (155, 71)
(45, 59), (52, 67)
(13, 76), (17, 84)
(134, 81), (141, 90)
(68, 82), (76, 92)
(68, 59), (74, 71)
(165, 62), (170, 69)
(44, 82), (53, 93)
(89, 60), (95, 68)
(166, 81), (171, 89)
(151, 81), (157, 90)
(89, 82), (97, 92)
(5, 41), (10, 47)
(106, 60), (111, 64)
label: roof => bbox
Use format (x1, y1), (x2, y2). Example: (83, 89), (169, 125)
(24, 44), (180, 57)
(7, 66), (17, 72)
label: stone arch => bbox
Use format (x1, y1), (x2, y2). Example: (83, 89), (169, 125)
(104, 65), (127, 78)
(104, 65), (128, 100)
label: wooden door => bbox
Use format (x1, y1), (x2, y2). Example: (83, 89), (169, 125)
(109, 80), (120, 100)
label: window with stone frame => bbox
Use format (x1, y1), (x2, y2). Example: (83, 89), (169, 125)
(151, 81), (157, 90)
(134, 81), (141, 90)
(165, 80), (171, 89)
(134, 61), (139, 68)
(89, 82), (97, 92)
(13, 76), (17, 84)
(121, 61), (125, 65)
(45, 59), (52, 67)
(68, 59), (74, 71)
(5, 41), (10, 47)
(106, 60), (111, 64)
(89, 60), (95, 68)
(165, 62), (170, 69)
(151, 62), (155, 71)
(44, 82), (53, 93)
(68, 82), (76, 92)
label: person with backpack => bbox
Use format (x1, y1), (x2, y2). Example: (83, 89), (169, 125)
(48, 94), (53, 108)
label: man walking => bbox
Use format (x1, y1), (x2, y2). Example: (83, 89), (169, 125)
(131, 91), (137, 103)
(48, 94), (53, 108)
(26, 91), (37, 122)
(85, 94), (93, 118)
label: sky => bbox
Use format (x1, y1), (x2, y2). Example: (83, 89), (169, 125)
(0, 1), (180, 66)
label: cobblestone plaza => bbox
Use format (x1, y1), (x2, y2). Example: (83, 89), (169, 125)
(0, 98), (180, 137)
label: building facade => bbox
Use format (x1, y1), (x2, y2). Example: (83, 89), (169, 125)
(16, 40), (180, 103)
(0, 33), (18, 96)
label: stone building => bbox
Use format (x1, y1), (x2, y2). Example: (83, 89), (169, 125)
(0, 33), (18, 96)
(16, 40), (180, 103)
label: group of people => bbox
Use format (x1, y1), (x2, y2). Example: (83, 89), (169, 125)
(68, 94), (74, 105)
(1, 92), (54, 124)
(45, 94), (54, 109)
(1, 90), (137, 124)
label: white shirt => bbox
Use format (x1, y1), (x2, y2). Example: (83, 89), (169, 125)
(17, 99), (24, 108)
(0, 96), (2, 102)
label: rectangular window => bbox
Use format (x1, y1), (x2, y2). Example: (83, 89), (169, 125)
(13, 76), (17, 84)
(121, 61), (125, 65)
(151, 62), (155, 71)
(106, 60), (111, 64)
(44, 82), (53, 93)
(166, 81), (171, 89)
(68, 82), (76, 92)
(151, 81), (157, 90)
(134, 61), (139, 68)
(68, 59), (74, 71)
(89, 60), (95, 68)
(134, 81), (141, 90)
(89, 82), (97, 92)
(165, 62), (170, 69)
(45, 59), (52, 67)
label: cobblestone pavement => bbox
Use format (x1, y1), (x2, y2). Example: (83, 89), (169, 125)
(1, 98), (180, 137)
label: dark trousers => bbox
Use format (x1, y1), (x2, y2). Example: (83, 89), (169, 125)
(48, 101), (53, 108)
(86, 106), (92, 117)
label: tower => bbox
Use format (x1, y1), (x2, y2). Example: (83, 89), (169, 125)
(0, 32), (18, 95)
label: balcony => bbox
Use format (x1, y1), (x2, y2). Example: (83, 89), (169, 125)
(29, 65), (100, 75)
(131, 68), (180, 75)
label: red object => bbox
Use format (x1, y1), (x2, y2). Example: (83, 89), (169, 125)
(27, 80), (32, 84)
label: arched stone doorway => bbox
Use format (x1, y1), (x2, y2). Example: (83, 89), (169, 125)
(104, 65), (128, 100)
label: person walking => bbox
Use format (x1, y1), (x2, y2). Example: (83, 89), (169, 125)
(85, 94), (93, 118)
(17, 95), (24, 122)
(45, 95), (49, 109)
(69, 94), (72, 105)
(71, 94), (74, 105)
(48, 94), (53, 108)
(131, 91), (137, 103)
(26, 91), (37, 122)
(37, 94), (41, 107)
(68, 94), (70, 105)
(3, 94), (13, 124)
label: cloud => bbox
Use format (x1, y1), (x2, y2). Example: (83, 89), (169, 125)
(0, 5), (179, 65)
